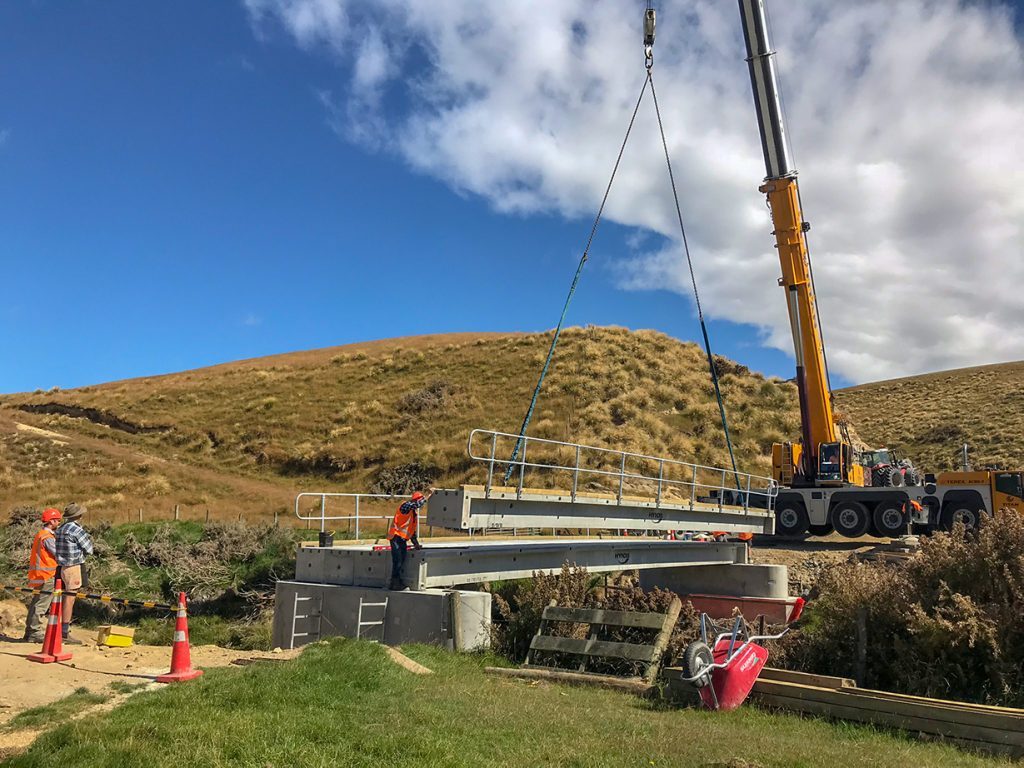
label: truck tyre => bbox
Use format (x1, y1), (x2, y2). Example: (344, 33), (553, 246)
(681, 640), (714, 688)
(808, 523), (834, 537)
(775, 502), (809, 537)
(872, 502), (908, 537)
(940, 504), (984, 531)
(832, 500), (870, 538)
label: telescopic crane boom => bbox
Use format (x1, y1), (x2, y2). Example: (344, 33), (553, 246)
(738, 0), (861, 488)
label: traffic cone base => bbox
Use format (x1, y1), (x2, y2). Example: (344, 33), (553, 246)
(156, 592), (203, 683)
(28, 579), (73, 664)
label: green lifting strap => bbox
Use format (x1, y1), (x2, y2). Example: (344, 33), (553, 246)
(505, 21), (743, 497)
(503, 74), (651, 484)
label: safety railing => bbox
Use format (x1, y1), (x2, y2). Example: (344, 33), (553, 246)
(467, 428), (778, 513)
(294, 492), (414, 537)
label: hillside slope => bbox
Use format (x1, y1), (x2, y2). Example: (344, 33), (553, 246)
(0, 327), (1019, 520)
(836, 360), (1024, 472)
(0, 328), (799, 519)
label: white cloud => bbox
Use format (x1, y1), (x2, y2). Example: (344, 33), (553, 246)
(246, 0), (1024, 384)
(0, 128), (10, 147)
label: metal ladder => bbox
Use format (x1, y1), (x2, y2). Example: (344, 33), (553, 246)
(356, 596), (389, 642)
(289, 593), (323, 650)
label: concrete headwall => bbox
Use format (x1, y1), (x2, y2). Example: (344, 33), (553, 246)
(638, 564), (788, 599)
(273, 581), (491, 651)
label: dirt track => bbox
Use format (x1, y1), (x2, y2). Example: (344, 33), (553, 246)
(0, 599), (299, 756)
(749, 533), (884, 592)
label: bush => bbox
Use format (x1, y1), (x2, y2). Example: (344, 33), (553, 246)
(490, 564), (701, 673)
(371, 462), (441, 495)
(783, 513), (1024, 706)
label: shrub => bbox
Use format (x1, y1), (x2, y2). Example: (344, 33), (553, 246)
(783, 513), (1024, 706)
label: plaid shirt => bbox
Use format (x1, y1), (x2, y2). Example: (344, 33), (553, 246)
(55, 520), (93, 566)
(399, 497), (427, 515)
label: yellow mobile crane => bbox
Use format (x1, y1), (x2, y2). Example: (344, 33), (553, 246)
(737, 0), (1023, 537)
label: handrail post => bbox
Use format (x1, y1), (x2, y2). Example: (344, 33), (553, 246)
(319, 495), (326, 533)
(719, 469), (726, 511)
(486, 431), (497, 498)
(518, 439), (527, 499)
(656, 459), (664, 508)
(355, 495), (361, 540)
(617, 452), (626, 505)
(572, 444), (581, 503)
(744, 473), (751, 512)
(690, 464), (697, 511)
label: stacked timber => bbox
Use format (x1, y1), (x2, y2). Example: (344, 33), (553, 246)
(751, 668), (1024, 758)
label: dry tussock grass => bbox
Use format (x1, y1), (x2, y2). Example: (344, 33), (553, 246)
(837, 360), (1024, 470)
(784, 512), (1024, 705)
(0, 327), (807, 513)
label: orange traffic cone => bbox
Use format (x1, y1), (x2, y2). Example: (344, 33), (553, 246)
(28, 579), (72, 664)
(156, 592), (203, 683)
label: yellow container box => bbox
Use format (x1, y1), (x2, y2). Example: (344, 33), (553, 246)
(97, 625), (136, 648)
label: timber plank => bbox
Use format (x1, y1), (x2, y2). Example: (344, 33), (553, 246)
(530, 635), (657, 662)
(541, 605), (667, 629)
(485, 666), (653, 696)
(644, 597), (682, 684)
(759, 667), (856, 689)
(751, 681), (1024, 747)
(754, 692), (1024, 755)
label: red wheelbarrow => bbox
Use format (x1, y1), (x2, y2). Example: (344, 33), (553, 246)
(674, 613), (793, 711)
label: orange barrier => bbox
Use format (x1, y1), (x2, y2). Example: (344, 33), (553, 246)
(156, 592), (203, 683)
(27, 579), (72, 664)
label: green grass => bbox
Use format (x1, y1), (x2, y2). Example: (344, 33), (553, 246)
(2, 640), (1009, 767)
(3, 689), (108, 733)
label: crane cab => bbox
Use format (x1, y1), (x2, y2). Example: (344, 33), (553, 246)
(772, 440), (865, 487)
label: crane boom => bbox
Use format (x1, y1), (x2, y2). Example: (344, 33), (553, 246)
(738, 0), (841, 484)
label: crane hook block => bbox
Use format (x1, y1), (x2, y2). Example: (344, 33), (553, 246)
(643, 8), (656, 48)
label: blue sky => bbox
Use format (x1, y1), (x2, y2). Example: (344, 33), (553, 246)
(2, 1), (1021, 394)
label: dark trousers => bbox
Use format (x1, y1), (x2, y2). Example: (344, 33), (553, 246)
(390, 536), (407, 586)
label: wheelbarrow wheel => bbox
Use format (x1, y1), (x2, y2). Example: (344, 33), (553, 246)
(681, 640), (714, 688)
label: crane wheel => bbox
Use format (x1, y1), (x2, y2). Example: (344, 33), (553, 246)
(872, 502), (908, 537)
(775, 502), (809, 536)
(940, 505), (984, 531)
(832, 501), (870, 538)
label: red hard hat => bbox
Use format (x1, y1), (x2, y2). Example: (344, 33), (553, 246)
(411, 492), (424, 501)
(42, 508), (62, 524)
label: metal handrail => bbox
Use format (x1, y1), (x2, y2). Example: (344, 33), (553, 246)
(467, 428), (777, 512)
(294, 492), (414, 538)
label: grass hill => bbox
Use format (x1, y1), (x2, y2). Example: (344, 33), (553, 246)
(835, 360), (1024, 473)
(0, 326), (1019, 520)
(0, 327), (799, 520)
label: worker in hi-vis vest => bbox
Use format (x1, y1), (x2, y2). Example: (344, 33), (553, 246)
(24, 508), (62, 643)
(388, 489), (434, 590)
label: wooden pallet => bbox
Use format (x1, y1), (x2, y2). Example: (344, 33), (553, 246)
(486, 598), (681, 693)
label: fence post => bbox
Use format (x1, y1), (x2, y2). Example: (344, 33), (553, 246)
(856, 607), (868, 686)
(617, 453), (626, 505)
(138, 508), (143, 523)
(205, 509), (210, 523)
(174, 504), (180, 521)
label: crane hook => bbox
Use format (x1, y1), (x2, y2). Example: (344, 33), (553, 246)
(644, 6), (656, 68)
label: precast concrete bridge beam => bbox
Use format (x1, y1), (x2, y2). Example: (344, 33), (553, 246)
(426, 487), (775, 536)
(296, 538), (749, 591)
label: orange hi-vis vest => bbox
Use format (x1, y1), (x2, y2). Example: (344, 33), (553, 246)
(388, 505), (418, 541)
(28, 529), (58, 586)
